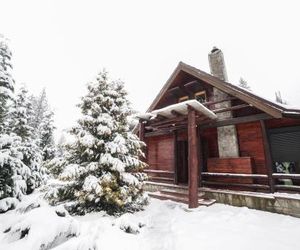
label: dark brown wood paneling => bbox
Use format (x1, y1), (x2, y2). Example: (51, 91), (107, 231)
(265, 118), (300, 129)
(207, 157), (253, 184)
(145, 134), (174, 171)
(236, 121), (266, 175)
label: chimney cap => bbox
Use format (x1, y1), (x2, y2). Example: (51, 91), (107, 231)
(210, 46), (220, 54)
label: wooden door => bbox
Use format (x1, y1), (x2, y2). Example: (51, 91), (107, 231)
(177, 140), (188, 184)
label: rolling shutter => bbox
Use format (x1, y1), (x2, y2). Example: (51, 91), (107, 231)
(269, 126), (300, 162)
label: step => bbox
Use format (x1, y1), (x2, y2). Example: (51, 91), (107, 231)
(144, 169), (174, 175)
(149, 192), (216, 207)
(149, 192), (188, 204)
(148, 176), (174, 182)
(160, 188), (205, 198)
(198, 198), (216, 206)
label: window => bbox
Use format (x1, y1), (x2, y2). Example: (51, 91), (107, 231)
(178, 96), (189, 103)
(195, 91), (206, 103)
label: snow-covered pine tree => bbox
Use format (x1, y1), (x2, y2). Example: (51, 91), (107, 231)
(10, 86), (47, 194)
(30, 89), (56, 161)
(0, 36), (31, 200)
(0, 35), (14, 133)
(40, 110), (56, 161)
(49, 70), (147, 215)
(238, 77), (251, 90)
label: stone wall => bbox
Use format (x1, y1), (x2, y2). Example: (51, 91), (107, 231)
(145, 182), (300, 218)
(208, 47), (239, 158)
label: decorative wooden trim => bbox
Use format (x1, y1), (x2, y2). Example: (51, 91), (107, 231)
(260, 120), (275, 193)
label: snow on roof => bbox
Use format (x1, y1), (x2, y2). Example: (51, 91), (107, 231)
(139, 100), (217, 120)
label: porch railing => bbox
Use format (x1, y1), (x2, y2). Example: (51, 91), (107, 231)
(201, 172), (300, 193)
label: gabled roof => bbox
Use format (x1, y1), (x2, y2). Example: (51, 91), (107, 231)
(147, 62), (300, 119)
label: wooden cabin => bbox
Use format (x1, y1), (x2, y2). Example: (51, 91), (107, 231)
(137, 48), (300, 209)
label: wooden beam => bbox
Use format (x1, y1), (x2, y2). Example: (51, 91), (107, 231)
(171, 110), (184, 117)
(203, 96), (237, 107)
(272, 173), (300, 180)
(260, 120), (275, 193)
(212, 104), (250, 114)
(188, 106), (199, 208)
(199, 113), (272, 129)
(184, 80), (200, 89)
(202, 180), (270, 190)
(202, 172), (268, 179)
(275, 185), (300, 192)
(156, 114), (168, 121)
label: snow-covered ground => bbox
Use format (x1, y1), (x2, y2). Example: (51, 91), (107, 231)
(1, 192), (300, 250)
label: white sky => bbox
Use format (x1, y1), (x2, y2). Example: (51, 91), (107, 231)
(1, 0), (300, 138)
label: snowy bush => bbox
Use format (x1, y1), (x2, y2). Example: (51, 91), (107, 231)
(115, 213), (146, 234)
(0, 197), (19, 213)
(49, 70), (148, 215)
(1, 205), (79, 250)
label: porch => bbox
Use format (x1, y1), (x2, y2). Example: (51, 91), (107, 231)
(138, 98), (300, 208)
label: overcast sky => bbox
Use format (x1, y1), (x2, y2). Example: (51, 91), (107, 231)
(1, 0), (300, 138)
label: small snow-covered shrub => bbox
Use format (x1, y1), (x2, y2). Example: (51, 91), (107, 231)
(114, 213), (146, 234)
(1, 205), (79, 250)
(0, 197), (19, 213)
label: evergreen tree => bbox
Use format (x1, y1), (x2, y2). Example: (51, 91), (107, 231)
(10, 86), (46, 193)
(48, 71), (147, 215)
(238, 77), (251, 90)
(30, 89), (56, 161)
(0, 35), (14, 133)
(275, 91), (288, 105)
(0, 35), (31, 200)
(0, 134), (31, 199)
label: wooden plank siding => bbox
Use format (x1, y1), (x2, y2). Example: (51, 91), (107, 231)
(145, 134), (175, 172)
(236, 121), (267, 176)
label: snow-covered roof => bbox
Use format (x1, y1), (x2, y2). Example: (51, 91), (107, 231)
(152, 100), (217, 119)
(147, 62), (300, 118)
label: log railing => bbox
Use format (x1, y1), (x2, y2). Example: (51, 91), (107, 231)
(272, 173), (300, 192)
(201, 172), (300, 193)
(201, 172), (270, 191)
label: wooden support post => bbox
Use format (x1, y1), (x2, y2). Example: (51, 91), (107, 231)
(188, 107), (199, 208)
(139, 120), (145, 141)
(198, 130), (203, 187)
(260, 120), (275, 193)
(173, 131), (178, 185)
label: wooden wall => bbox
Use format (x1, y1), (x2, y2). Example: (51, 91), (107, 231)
(145, 134), (174, 171)
(265, 118), (300, 129)
(236, 121), (267, 175)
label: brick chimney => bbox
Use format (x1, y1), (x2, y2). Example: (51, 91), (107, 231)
(208, 47), (239, 158)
